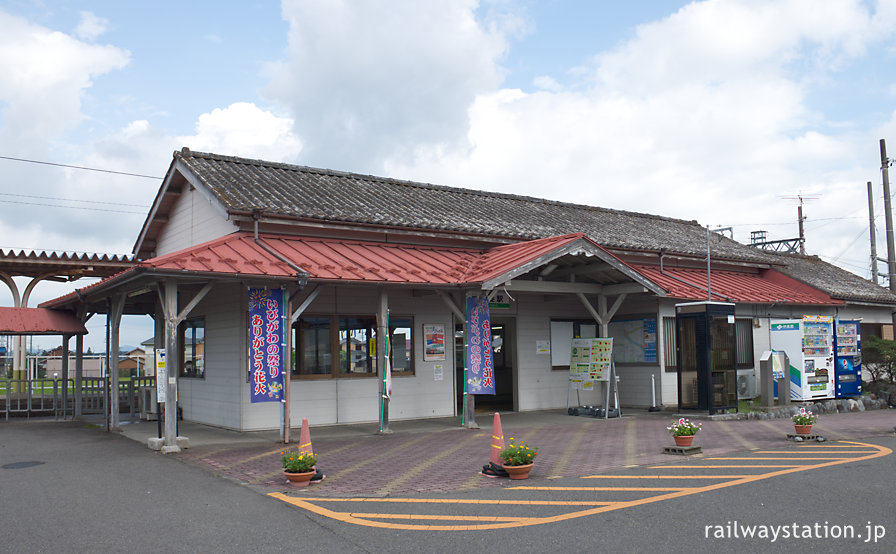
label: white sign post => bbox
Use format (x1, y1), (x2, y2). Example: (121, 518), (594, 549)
(155, 349), (167, 403)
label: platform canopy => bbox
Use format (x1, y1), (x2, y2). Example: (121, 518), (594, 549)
(0, 307), (87, 335)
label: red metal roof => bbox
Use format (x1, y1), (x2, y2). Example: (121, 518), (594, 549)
(0, 307), (87, 335)
(141, 233), (482, 284)
(630, 264), (843, 305)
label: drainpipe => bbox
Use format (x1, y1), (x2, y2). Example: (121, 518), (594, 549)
(659, 250), (731, 302)
(253, 213), (310, 286)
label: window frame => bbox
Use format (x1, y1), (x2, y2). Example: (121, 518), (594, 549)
(292, 314), (415, 379)
(179, 316), (205, 379)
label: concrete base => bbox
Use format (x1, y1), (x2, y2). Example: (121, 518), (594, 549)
(787, 433), (822, 441)
(663, 445), (702, 455)
(148, 436), (190, 452)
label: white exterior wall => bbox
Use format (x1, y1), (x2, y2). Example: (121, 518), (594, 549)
(155, 185), (237, 256)
(512, 293), (664, 411)
(248, 286), (458, 430)
(177, 283), (244, 430)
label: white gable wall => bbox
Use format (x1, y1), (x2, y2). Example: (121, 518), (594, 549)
(155, 185), (236, 256)
(177, 282), (244, 430)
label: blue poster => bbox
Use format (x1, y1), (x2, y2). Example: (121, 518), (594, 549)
(248, 288), (284, 403)
(465, 296), (495, 395)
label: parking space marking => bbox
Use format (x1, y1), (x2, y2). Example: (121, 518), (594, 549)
(269, 440), (891, 531)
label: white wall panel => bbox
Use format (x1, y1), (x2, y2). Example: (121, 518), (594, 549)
(155, 185), (236, 256)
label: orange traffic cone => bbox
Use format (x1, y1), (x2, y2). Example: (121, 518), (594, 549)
(298, 417), (325, 484)
(480, 412), (508, 478)
(298, 417), (314, 456)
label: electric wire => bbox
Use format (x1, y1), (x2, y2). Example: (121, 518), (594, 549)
(0, 154), (162, 179)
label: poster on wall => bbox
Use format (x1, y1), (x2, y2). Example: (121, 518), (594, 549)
(608, 318), (657, 363)
(465, 296), (495, 395)
(423, 324), (446, 361)
(248, 288), (284, 403)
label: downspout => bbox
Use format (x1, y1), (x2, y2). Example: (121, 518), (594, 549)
(659, 249), (731, 302)
(253, 212), (310, 286)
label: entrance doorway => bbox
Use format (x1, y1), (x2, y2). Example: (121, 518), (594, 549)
(455, 317), (515, 413)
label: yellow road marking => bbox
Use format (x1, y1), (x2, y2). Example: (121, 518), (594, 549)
(649, 464), (812, 468)
(582, 475), (755, 479)
(507, 486), (697, 492)
(270, 440), (891, 531)
(326, 434), (432, 483)
(352, 513), (537, 522)
(306, 497), (616, 506)
(755, 450), (879, 454)
(796, 444), (873, 448)
(705, 457), (850, 460)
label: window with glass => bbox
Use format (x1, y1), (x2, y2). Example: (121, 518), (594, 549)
(664, 316), (753, 371)
(293, 315), (414, 378)
(179, 317), (205, 378)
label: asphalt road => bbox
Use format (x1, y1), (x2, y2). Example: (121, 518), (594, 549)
(2, 420), (894, 553)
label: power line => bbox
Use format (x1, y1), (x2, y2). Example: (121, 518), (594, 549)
(0, 199), (145, 214)
(0, 192), (149, 208)
(0, 155), (163, 179)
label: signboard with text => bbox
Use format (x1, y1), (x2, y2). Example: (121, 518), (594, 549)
(248, 288), (285, 403)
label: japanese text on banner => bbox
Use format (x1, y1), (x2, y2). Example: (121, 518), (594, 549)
(248, 288), (284, 403)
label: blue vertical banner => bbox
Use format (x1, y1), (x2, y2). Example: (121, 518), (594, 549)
(465, 296), (495, 395)
(248, 288), (284, 403)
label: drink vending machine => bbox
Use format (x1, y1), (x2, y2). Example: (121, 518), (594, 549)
(769, 316), (835, 400)
(834, 319), (862, 397)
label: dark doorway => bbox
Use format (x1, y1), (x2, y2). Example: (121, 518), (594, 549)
(456, 318), (515, 413)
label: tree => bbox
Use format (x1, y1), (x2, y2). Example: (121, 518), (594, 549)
(860, 336), (896, 383)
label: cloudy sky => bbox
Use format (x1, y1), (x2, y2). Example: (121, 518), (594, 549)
(1, 0), (896, 350)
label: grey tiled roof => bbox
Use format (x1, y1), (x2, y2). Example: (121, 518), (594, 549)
(175, 150), (774, 263)
(768, 252), (896, 304)
(172, 150), (896, 306)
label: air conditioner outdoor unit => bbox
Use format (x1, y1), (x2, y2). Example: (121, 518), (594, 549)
(737, 373), (756, 400)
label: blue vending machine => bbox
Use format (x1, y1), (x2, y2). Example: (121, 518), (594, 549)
(834, 319), (862, 397)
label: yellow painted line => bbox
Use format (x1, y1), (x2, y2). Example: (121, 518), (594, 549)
(756, 420), (786, 434)
(716, 420), (759, 451)
(797, 444), (871, 446)
(648, 465), (812, 468)
(705, 457), (850, 460)
(507, 486), (697, 492)
(755, 450), (879, 454)
(582, 475), (755, 479)
(270, 440), (891, 531)
(306, 497), (617, 506)
(351, 513), (534, 522)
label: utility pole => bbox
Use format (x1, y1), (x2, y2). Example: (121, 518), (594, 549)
(880, 139), (896, 332)
(868, 181), (879, 285)
(797, 203), (806, 255)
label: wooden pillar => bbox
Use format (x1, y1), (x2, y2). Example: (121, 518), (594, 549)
(61, 334), (70, 419)
(163, 280), (180, 452)
(109, 294), (125, 430)
(74, 332), (83, 419)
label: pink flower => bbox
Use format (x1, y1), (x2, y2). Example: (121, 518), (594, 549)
(678, 418), (685, 425)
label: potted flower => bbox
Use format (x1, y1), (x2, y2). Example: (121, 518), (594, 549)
(668, 418), (702, 447)
(792, 407), (817, 435)
(280, 448), (318, 487)
(499, 438), (538, 479)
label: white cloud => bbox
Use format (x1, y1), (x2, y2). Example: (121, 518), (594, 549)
(0, 10), (129, 153)
(74, 11), (109, 41)
(177, 102), (303, 162)
(377, 0), (896, 277)
(264, 0), (512, 170)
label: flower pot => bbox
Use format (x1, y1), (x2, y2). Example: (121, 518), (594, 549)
(283, 470), (315, 487)
(673, 435), (695, 447)
(794, 424), (813, 435)
(502, 463), (534, 480)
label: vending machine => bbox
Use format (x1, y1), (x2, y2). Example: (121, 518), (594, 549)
(834, 319), (862, 397)
(769, 316), (835, 401)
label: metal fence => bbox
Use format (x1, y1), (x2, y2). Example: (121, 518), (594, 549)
(2, 376), (156, 421)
